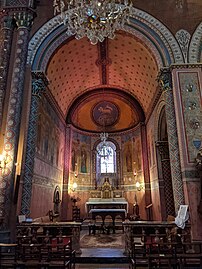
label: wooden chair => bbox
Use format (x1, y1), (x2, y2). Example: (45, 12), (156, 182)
(176, 241), (202, 268)
(0, 243), (17, 268)
(44, 236), (74, 269)
(147, 242), (179, 269)
(15, 243), (49, 268)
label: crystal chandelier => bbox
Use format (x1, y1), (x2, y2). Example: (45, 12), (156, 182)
(97, 132), (112, 159)
(53, 0), (133, 45)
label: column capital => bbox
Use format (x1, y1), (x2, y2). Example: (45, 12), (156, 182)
(13, 10), (35, 29)
(31, 71), (49, 98)
(157, 68), (172, 91)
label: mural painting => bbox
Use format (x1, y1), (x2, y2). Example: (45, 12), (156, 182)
(36, 97), (65, 169)
(122, 135), (133, 174)
(71, 132), (90, 175)
(134, 137), (142, 172)
(92, 101), (119, 127)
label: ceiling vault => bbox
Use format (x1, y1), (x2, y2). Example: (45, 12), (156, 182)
(96, 39), (111, 85)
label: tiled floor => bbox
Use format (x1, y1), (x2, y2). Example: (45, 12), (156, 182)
(76, 228), (130, 268)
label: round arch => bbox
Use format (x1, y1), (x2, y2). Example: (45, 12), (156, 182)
(92, 137), (122, 190)
(27, 7), (185, 71)
(189, 21), (202, 63)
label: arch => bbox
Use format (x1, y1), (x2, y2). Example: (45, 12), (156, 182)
(188, 22), (202, 63)
(27, 7), (184, 71)
(66, 87), (146, 129)
(155, 106), (175, 220)
(53, 185), (61, 214)
(93, 137), (122, 189)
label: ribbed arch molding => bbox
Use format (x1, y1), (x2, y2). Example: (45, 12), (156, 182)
(27, 7), (184, 71)
(189, 22), (202, 63)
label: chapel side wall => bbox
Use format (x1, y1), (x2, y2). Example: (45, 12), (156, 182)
(68, 130), (91, 219)
(146, 103), (162, 221)
(30, 95), (65, 219)
(121, 127), (146, 220)
(172, 66), (202, 240)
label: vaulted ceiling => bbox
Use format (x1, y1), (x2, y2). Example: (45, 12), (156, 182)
(42, 0), (202, 133)
(46, 32), (158, 132)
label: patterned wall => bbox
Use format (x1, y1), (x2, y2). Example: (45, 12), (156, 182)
(177, 71), (202, 163)
(31, 95), (65, 218)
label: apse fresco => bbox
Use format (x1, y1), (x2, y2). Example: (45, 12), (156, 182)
(36, 97), (65, 169)
(92, 101), (119, 126)
(122, 135), (133, 173)
(71, 132), (90, 174)
(134, 137), (142, 171)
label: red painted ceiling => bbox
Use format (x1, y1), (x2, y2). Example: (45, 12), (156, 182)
(46, 32), (158, 132)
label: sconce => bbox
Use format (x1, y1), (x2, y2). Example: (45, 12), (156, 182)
(0, 153), (8, 173)
(71, 182), (78, 192)
(135, 181), (143, 191)
(74, 163), (78, 178)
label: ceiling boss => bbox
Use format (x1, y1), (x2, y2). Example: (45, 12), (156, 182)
(53, 0), (133, 45)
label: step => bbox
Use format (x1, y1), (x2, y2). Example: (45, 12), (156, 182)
(75, 248), (129, 264)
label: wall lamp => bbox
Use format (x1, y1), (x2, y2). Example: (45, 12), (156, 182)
(135, 181), (144, 191)
(71, 182), (78, 192)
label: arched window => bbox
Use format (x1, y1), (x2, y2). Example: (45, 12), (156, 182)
(97, 141), (116, 174)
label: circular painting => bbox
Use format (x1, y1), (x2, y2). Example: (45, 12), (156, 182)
(92, 101), (119, 127)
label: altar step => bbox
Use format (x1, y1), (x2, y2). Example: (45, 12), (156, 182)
(75, 248), (129, 264)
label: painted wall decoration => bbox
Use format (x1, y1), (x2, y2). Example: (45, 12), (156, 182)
(147, 130), (156, 168)
(36, 96), (65, 169)
(80, 146), (87, 173)
(134, 137), (142, 172)
(92, 101), (119, 127)
(71, 131), (90, 175)
(178, 71), (202, 162)
(122, 134), (133, 174)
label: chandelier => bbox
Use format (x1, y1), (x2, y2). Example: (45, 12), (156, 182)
(97, 132), (112, 159)
(53, 0), (133, 45)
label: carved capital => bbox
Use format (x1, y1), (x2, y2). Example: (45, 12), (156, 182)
(31, 71), (49, 98)
(155, 141), (169, 160)
(13, 11), (34, 29)
(157, 68), (172, 91)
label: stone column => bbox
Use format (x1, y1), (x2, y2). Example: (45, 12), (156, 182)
(0, 10), (34, 228)
(21, 72), (48, 216)
(158, 68), (185, 212)
(140, 123), (152, 219)
(0, 10), (14, 129)
(61, 125), (71, 220)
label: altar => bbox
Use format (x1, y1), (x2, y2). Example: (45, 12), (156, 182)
(86, 178), (128, 217)
(86, 198), (128, 217)
(89, 208), (126, 233)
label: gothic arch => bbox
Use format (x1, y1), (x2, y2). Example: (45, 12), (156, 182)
(27, 7), (184, 71)
(188, 22), (202, 63)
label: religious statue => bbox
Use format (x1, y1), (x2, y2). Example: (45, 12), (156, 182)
(195, 148), (202, 214)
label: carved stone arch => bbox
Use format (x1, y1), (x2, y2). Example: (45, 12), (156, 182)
(92, 137), (122, 190)
(155, 106), (175, 220)
(188, 22), (202, 63)
(27, 7), (184, 71)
